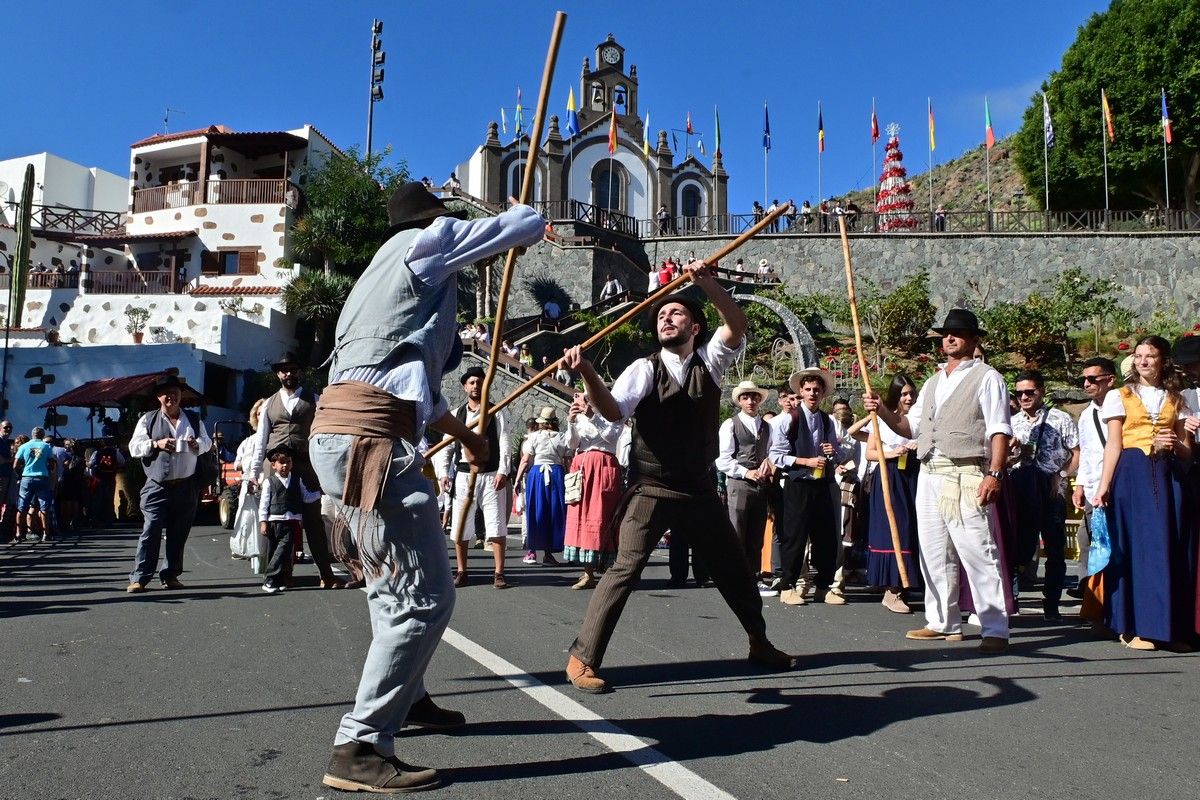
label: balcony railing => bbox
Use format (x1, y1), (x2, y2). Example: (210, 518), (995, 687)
(132, 179), (297, 214)
(0, 271), (80, 291)
(3, 203), (125, 236)
(533, 200), (640, 238)
(87, 270), (174, 294)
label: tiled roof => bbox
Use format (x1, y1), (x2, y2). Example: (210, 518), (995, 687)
(131, 126), (230, 147)
(39, 370), (203, 409)
(189, 285), (282, 296)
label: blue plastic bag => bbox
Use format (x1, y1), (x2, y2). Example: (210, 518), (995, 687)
(1087, 508), (1111, 575)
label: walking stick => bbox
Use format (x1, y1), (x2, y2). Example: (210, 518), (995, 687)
(836, 215), (909, 588)
(425, 202), (793, 462)
(453, 11), (567, 539)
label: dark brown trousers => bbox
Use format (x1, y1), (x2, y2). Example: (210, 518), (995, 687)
(569, 486), (767, 669)
(264, 455), (336, 583)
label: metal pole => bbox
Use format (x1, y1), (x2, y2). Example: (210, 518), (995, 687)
(1043, 104), (1050, 213)
(985, 138), (992, 231)
(927, 98), (934, 217)
(1101, 93), (1110, 213)
(365, 30), (375, 162)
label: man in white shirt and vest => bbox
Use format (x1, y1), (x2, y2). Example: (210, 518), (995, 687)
(126, 374), (211, 593)
(715, 380), (774, 593)
(434, 366), (511, 590)
(864, 308), (1012, 653)
(558, 266), (797, 695)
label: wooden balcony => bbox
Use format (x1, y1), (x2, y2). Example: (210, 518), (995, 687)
(132, 179), (298, 214)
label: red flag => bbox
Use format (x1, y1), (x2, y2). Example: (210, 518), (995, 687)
(871, 100), (879, 144)
(607, 107), (618, 155)
(686, 111), (693, 135)
(1101, 89), (1115, 142)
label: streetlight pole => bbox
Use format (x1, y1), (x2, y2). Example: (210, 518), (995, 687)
(366, 19), (385, 164)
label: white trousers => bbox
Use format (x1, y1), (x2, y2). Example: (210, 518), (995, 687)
(449, 471), (507, 543)
(915, 468), (1009, 639)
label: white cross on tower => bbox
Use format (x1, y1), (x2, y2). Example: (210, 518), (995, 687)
(886, 122), (900, 138)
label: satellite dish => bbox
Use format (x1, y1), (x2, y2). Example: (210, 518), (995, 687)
(0, 180), (10, 198)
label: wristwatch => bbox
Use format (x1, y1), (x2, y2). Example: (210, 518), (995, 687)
(986, 469), (1004, 481)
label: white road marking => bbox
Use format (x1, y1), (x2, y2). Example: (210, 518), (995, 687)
(441, 628), (737, 800)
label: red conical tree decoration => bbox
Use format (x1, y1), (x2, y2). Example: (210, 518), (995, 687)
(876, 124), (917, 232)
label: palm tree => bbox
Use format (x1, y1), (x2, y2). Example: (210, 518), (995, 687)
(281, 270), (356, 363)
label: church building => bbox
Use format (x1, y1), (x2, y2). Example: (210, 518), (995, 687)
(452, 34), (728, 229)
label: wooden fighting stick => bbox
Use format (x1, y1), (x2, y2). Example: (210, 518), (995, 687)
(836, 215), (910, 588)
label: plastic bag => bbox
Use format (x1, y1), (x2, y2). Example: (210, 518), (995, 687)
(1087, 508), (1111, 575)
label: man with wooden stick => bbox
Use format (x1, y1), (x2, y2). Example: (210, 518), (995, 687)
(863, 308), (1012, 653)
(309, 182), (544, 793)
(559, 262), (797, 694)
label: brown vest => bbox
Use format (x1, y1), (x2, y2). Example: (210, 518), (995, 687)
(264, 387), (318, 457)
(630, 351), (720, 492)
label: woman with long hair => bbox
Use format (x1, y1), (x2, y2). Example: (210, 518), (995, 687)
(1092, 335), (1195, 650)
(562, 392), (623, 589)
(865, 374), (923, 613)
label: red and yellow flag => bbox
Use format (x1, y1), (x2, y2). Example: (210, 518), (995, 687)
(607, 107), (618, 155)
(1101, 89), (1115, 142)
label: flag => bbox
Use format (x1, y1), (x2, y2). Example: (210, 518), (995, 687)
(686, 111), (693, 135)
(1101, 88), (1114, 142)
(564, 88), (579, 139)
(697, 138), (705, 156)
(642, 112), (650, 158)
(672, 132), (679, 153)
(985, 97), (995, 149)
(871, 99), (879, 144)
(763, 103), (771, 152)
(818, 102), (825, 153)
(1042, 92), (1055, 149)
(714, 105), (722, 157)
(515, 87), (524, 138)
(1162, 88), (1174, 145)
(928, 98), (936, 151)
(607, 107), (617, 155)
(500, 107), (507, 136)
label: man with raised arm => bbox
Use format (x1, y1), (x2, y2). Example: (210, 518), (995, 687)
(558, 261), (797, 694)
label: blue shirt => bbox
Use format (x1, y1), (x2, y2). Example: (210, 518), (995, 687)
(16, 440), (54, 478)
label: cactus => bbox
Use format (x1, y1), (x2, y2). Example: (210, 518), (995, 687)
(7, 164), (34, 328)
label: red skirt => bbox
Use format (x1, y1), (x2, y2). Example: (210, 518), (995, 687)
(564, 450), (621, 560)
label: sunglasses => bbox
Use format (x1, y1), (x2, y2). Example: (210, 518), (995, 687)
(1079, 374), (1114, 385)
(1013, 389), (1039, 397)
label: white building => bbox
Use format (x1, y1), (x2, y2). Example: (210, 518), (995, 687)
(0, 124), (341, 436)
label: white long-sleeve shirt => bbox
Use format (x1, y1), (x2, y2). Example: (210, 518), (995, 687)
(128, 410), (211, 481)
(608, 335), (745, 422)
(333, 205), (546, 447)
(432, 405), (511, 479)
(905, 359), (1013, 450)
(767, 405), (855, 474)
(715, 412), (767, 479)
(251, 387), (318, 481)
(565, 412), (622, 455)
(258, 472), (321, 521)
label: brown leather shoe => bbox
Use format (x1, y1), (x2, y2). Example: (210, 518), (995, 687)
(160, 577), (185, 590)
(453, 570), (468, 588)
(493, 573), (508, 590)
(571, 573), (597, 590)
(125, 582), (147, 594)
(905, 627), (964, 641)
(882, 588), (912, 614)
(748, 636), (799, 670)
(566, 655), (610, 693)
(320, 577), (346, 590)
(322, 741), (440, 793)
(405, 693), (466, 730)
(978, 636), (1009, 654)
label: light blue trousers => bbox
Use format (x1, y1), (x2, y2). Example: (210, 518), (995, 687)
(310, 433), (455, 756)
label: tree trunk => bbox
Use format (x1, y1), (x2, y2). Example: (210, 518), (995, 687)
(475, 262), (485, 321)
(1186, 153), (1199, 214)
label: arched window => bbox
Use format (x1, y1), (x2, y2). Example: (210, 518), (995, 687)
(681, 186), (701, 218)
(591, 160), (628, 214)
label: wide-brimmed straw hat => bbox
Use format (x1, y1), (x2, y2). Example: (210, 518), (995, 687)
(789, 367), (835, 395)
(536, 407), (558, 423)
(730, 380), (769, 404)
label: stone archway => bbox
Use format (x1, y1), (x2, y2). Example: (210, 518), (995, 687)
(733, 289), (817, 370)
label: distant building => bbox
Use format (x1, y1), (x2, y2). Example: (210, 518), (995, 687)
(451, 34), (728, 231)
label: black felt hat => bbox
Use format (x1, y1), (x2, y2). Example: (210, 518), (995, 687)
(1173, 335), (1200, 365)
(931, 308), (987, 338)
(460, 366), (486, 385)
(271, 351), (302, 371)
(266, 444), (294, 461)
(153, 373), (184, 392)
(651, 292), (709, 342)
(387, 182), (467, 236)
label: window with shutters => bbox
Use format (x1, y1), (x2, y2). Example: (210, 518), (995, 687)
(214, 247), (260, 276)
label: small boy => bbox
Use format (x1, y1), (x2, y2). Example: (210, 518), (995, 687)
(258, 445), (321, 593)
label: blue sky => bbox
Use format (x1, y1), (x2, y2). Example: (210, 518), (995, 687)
(2, 0), (1108, 215)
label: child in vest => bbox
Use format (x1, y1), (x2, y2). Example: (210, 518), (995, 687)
(258, 445), (321, 593)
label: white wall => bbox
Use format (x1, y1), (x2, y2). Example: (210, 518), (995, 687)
(0, 153), (126, 223)
(568, 142), (650, 219)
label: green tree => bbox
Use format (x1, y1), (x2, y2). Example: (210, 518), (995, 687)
(292, 146), (409, 275)
(856, 269), (937, 361)
(281, 271), (357, 364)
(1011, 0), (1200, 211)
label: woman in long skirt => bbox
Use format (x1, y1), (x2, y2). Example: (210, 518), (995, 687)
(515, 407), (568, 565)
(1093, 336), (1195, 651)
(864, 375), (923, 613)
(230, 398), (268, 572)
(562, 393), (622, 589)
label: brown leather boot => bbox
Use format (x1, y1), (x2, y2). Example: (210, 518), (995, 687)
(748, 636), (799, 670)
(405, 693), (466, 730)
(565, 655), (610, 693)
(322, 741), (440, 794)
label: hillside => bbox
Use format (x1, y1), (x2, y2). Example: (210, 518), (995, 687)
(845, 135), (1028, 213)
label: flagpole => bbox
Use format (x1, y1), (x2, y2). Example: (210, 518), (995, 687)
(927, 97), (934, 217)
(1043, 94), (1051, 213)
(1101, 91), (1110, 213)
(1162, 89), (1171, 212)
(872, 98), (878, 212)
(985, 98), (992, 231)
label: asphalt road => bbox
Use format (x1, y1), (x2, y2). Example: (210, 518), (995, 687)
(2, 522), (1198, 800)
